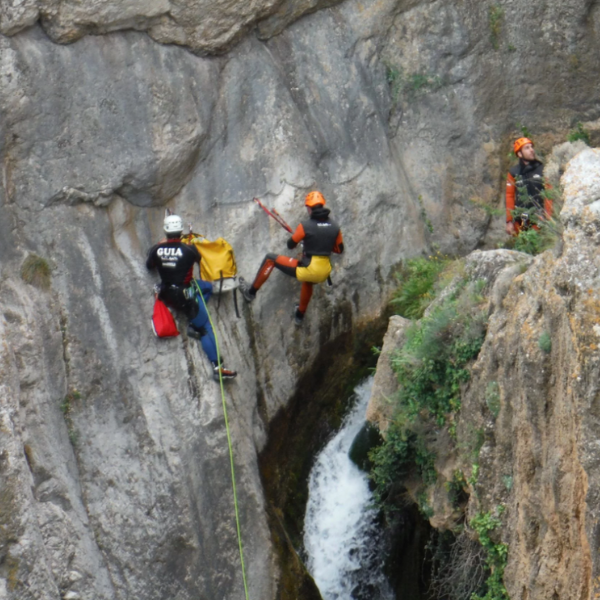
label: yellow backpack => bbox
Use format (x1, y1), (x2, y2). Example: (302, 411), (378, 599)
(181, 233), (238, 293)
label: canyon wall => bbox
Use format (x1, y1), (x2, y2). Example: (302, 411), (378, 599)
(368, 148), (600, 600)
(2, 0), (600, 597)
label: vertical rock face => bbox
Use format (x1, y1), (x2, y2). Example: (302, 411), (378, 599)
(475, 149), (600, 600)
(1, 0), (600, 598)
(368, 149), (600, 599)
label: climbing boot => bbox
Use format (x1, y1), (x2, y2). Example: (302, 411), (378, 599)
(294, 306), (304, 327)
(238, 277), (256, 303)
(213, 365), (238, 382)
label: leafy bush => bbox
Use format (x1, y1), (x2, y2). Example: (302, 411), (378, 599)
(390, 255), (450, 319)
(470, 507), (509, 600)
(392, 282), (487, 425)
(369, 423), (436, 509)
(385, 63), (442, 104)
(370, 269), (488, 515)
(511, 224), (560, 256)
(567, 122), (591, 145)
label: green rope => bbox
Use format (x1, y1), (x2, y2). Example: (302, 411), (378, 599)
(193, 280), (250, 600)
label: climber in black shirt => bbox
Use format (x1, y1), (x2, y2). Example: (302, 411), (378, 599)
(147, 214), (237, 381)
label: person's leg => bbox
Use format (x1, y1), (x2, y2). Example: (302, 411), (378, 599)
(298, 282), (314, 313)
(240, 254), (298, 301)
(195, 278), (213, 303)
(253, 254), (298, 289)
(188, 286), (237, 380)
(294, 282), (313, 325)
(189, 292), (219, 364)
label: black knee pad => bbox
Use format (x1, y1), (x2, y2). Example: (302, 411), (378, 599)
(189, 324), (207, 337)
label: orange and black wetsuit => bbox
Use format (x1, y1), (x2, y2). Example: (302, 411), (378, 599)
(248, 206), (344, 315)
(506, 159), (553, 234)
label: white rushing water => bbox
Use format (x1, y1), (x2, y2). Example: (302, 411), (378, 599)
(304, 378), (394, 600)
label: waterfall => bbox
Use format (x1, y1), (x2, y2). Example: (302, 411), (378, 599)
(303, 378), (394, 600)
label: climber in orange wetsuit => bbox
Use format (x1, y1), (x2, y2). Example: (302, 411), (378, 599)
(506, 137), (553, 236)
(239, 191), (344, 326)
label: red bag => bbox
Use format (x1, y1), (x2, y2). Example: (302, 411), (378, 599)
(151, 298), (179, 338)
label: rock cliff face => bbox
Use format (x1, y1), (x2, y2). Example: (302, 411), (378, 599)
(2, 0), (600, 597)
(368, 149), (600, 599)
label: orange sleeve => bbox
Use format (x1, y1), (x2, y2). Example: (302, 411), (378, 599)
(291, 223), (305, 244)
(506, 172), (516, 222)
(333, 230), (344, 254)
(544, 182), (553, 219)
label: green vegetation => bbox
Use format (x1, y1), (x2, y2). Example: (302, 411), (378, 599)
(510, 220), (560, 255)
(386, 64), (403, 104)
(369, 423), (437, 509)
(489, 5), (505, 50)
(390, 281), (486, 425)
(504, 185), (564, 256)
(459, 425), (486, 462)
(417, 195), (434, 233)
(538, 331), (552, 354)
(20, 254), (51, 290)
(446, 469), (468, 507)
(417, 490), (435, 519)
(467, 463), (480, 489)
(60, 389), (82, 446)
(516, 122), (531, 139)
(385, 63), (442, 104)
(567, 122), (591, 145)
(390, 255), (451, 320)
(485, 381), (501, 419)
(370, 259), (488, 514)
(470, 507), (509, 600)
(371, 257), (510, 598)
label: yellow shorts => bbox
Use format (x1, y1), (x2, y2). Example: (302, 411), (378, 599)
(296, 256), (332, 284)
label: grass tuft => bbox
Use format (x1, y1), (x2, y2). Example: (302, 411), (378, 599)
(21, 254), (51, 290)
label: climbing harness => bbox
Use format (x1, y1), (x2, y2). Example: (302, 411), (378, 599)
(192, 280), (250, 600)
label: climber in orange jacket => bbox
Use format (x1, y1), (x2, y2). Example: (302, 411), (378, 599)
(506, 137), (553, 236)
(239, 191), (344, 326)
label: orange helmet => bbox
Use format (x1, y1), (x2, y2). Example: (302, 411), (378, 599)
(305, 191), (326, 208)
(514, 137), (533, 154)
(304, 192), (325, 208)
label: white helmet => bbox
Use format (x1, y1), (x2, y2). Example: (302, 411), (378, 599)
(163, 214), (183, 234)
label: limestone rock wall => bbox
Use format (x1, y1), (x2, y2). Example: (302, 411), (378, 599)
(474, 148), (600, 600)
(368, 149), (600, 599)
(1, 0), (600, 598)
